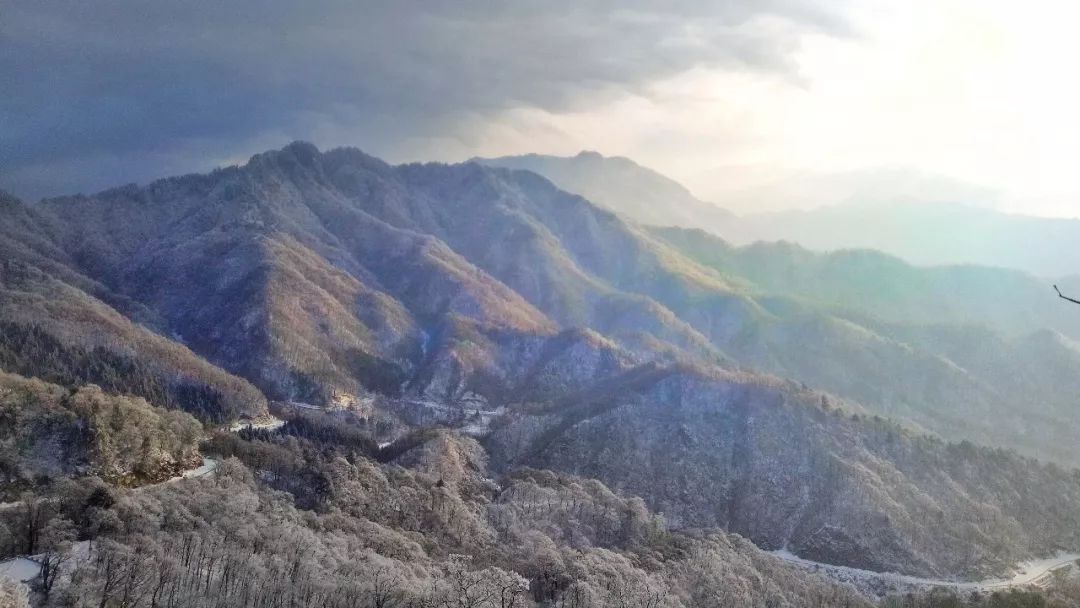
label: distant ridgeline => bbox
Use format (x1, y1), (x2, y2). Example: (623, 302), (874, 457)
(2, 144), (1080, 604)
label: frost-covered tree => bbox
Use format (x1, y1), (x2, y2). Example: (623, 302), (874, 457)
(428, 555), (528, 608)
(0, 577), (30, 608)
(37, 516), (75, 600)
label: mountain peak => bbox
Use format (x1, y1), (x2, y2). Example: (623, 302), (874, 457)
(474, 151), (731, 228)
(247, 140), (323, 170)
(283, 140), (321, 161)
(575, 150), (605, 160)
(0, 189), (22, 206)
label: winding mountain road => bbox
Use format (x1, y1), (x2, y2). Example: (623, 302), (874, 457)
(773, 549), (1080, 592)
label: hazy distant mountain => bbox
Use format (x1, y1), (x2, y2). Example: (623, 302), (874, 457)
(718, 200), (1080, 279)
(473, 151), (733, 229)
(651, 226), (1080, 339)
(8, 143), (1080, 579)
(705, 166), (1002, 215)
(650, 226), (1080, 465)
(483, 153), (1080, 278)
(429, 150), (1080, 467)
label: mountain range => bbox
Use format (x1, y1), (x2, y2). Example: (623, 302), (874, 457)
(721, 201), (1080, 279)
(4, 142), (1080, 584)
(476, 152), (1080, 279)
(472, 151), (734, 230)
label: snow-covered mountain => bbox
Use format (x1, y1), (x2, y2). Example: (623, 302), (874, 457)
(5, 142), (1080, 585)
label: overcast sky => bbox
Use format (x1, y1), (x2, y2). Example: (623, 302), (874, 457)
(2, 0), (1079, 217)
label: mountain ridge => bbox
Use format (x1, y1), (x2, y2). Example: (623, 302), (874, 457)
(472, 150), (734, 230)
(6, 142), (1080, 581)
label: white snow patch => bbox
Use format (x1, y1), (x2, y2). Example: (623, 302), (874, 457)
(0, 557), (39, 583)
(181, 458), (219, 480)
(229, 416), (285, 432)
(285, 401), (322, 411)
(152, 457), (220, 486)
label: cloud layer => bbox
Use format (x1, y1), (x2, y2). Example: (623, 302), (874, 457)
(0, 0), (847, 199)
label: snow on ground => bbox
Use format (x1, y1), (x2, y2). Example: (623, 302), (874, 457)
(181, 458), (219, 480)
(0, 557), (40, 583)
(229, 416), (286, 432)
(987, 553), (1080, 588)
(152, 457), (220, 486)
(401, 399), (502, 436)
(0, 540), (92, 592)
(285, 401), (322, 411)
(402, 399), (499, 417)
(772, 549), (1080, 592)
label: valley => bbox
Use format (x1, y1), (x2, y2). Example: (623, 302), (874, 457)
(1, 143), (1079, 608)
(7, 2), (1080, 606)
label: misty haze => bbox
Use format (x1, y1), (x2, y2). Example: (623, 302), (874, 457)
(3, 3), (1080, 608)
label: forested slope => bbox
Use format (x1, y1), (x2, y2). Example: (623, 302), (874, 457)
(4, 144), (1080, 602)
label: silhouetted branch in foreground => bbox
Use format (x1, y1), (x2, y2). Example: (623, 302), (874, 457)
(1054, 285), (1080, 305)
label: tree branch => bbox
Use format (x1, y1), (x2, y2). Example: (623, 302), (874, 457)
(1055, 285), (1080, 306)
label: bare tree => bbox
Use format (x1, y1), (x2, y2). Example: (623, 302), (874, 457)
(1055, 285), (1080, 305)
(428, 555), (528, 608)
(18, 492), (51, 556)
(362, 558), (406, 608)
(38, 517), (75, 601)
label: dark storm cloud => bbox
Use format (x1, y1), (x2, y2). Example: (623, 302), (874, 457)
(0, 0), (850, 199)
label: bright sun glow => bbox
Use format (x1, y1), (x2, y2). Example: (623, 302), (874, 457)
(454, 0), (1080, 216)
